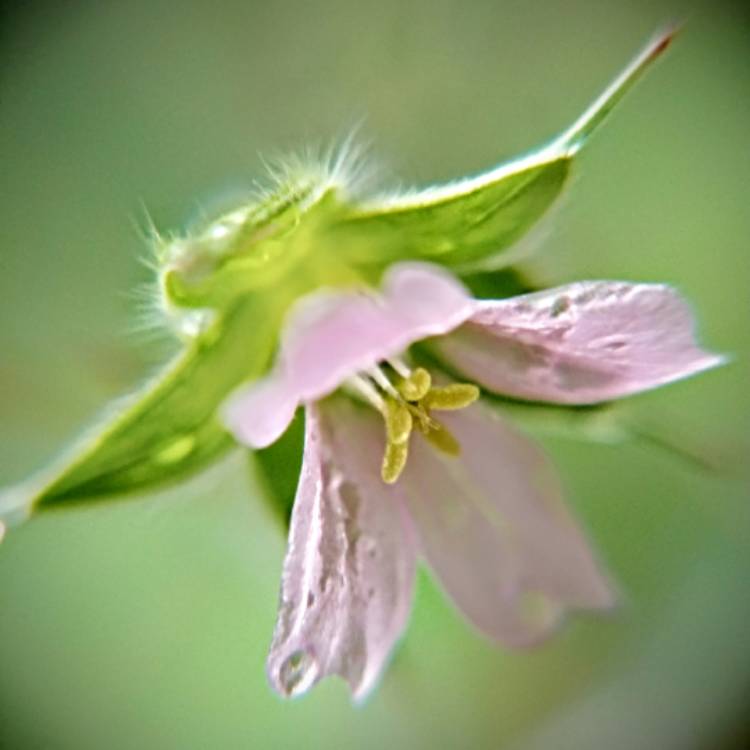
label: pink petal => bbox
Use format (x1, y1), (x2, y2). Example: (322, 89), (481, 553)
(434, 282), (723, 405)
(266, 402), (416, 700)
(223, 263), (475, 448)
(400, 401), (614, 647)
(222, 375), (299, 451)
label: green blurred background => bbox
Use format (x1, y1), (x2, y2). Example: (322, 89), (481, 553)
(1, 1), (748, 748)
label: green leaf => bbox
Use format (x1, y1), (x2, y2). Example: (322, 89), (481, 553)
(3, 295), (278, 520)
(327, 29), (675, 272)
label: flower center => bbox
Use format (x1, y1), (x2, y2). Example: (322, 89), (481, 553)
(346, 360), (479, 484)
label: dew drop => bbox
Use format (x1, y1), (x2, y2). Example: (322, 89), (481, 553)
(277, 649), (319, 697)
(551, 296), (571, 317)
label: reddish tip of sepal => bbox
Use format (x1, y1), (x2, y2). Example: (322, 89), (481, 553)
(647, 23), (683, 60)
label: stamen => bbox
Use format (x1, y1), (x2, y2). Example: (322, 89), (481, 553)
(384, 398), (413, 445)
(367, 366), (400, 398)
(387, 357), (412, 379)
(419, 419), (461, 456)
(404, 402), (435, 432)
(382, 441), (409, 484)
(350, 362), (479, 484)
(396, 367), (432, 402)
(422, 383), (479, 411)
(345, 374), (386, 412)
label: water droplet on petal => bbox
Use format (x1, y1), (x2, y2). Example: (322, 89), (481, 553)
(277, 648), (319, 697)
(551, 296), (571, 317)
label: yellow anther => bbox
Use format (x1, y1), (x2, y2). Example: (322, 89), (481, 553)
(419, 419), (461, 457)
(422, 383), (479, 411)
(382, 441), (409, 484)
(396, 367), (432, 402)
(376, 367), (478, 485)
(384, 398), (413, 445)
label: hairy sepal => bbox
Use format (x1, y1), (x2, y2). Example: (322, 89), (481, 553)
(325, 30), (674, 273)
(19, 296), (278, 514)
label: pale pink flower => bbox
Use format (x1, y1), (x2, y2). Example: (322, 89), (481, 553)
(222, 263), (721, 700)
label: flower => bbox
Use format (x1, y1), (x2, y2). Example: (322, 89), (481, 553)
(221, 262), (722, 700)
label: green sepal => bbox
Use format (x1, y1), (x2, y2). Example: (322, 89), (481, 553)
(328, 156), (569, 270)
(488, 398), (629, 445)
(327, 30), (674, 273)
(21, 296), (278, 512)
(489, 396), (722, 474)
(252, 408), (305, 528)
(161, 187), (344, 310)
(460, 266), (538, 300)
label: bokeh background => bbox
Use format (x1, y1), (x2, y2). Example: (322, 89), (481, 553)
(1, 1), (748, 748)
